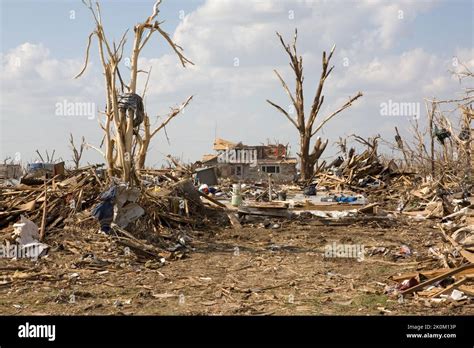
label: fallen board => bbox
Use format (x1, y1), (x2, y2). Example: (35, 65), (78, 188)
(227, 212), (242, 229)
(440, 226), (474, 264)
(391, 267), (474, 282)
(401, 263), (474, 295)
(292, 204), (363, 212)
(238, 206), (291, 218)
(244, 202), (289, 209)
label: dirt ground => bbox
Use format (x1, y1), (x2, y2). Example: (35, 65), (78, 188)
(1, 216), (473, 315)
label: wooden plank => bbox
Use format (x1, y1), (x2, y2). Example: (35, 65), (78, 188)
(245, 202), (288, 209)
(39, 180), (47, 241)
(238, 206), (291, 218)
(429, 277), (467, 298)
(358, 203), (379, 214)
(440, 226), (474, 263)
(89, 168), (104, 189)
(441, 207), (473, 221)
(198, 191), (226, 208)
(401, 263), (474, 295)
(458, 284), (474, 296)
(391, 268), (474, 281)
(227, 212), (242, 229)
(293, 204), (359, 212)
(391, 269), (450, 282)
(15, 199), (37, 211)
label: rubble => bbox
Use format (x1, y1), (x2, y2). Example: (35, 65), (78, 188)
(0, 163), (229, 264)
(1, 132), (472, 315)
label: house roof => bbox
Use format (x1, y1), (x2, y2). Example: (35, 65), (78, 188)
(202, 154), (218, 163)
(213, 138), (237, 151)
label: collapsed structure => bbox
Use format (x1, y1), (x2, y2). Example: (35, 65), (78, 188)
(200, 138), (297, 182)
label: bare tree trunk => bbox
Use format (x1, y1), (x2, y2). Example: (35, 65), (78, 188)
(267, 29), (362, 181)
(69, 133), (86, 170)
(300, 133), (311, 179)
(462, 107), (473, 181)
(426, 101), (436, 178)
(76, 0), (193, 183)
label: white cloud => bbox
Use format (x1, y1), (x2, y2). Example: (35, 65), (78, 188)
(1, 0), (471, 166)
(0, 42), (104, 164)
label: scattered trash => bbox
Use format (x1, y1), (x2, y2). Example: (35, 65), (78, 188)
(198, 184), (209, 194)
(448, 289), (466, 301)
(398, 277), (418, 291)
(9, 216), (49, 259)
(399, 245), (412, 256)
(334, 195), (358, 203)
(92, 199), (114, 234)
(303, 184), (317, 196)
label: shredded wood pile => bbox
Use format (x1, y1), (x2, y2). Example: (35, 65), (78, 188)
(0, 164), (226, 261)
(311, 146), (410, 194)
(293, 135), (474, 303)
(386, 207), (474, 302)
(0, 165), (105, 230)
(310, 137), (471, 215)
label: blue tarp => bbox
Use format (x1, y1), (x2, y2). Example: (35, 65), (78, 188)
(92, 185), (117, 233)
(334, 195), (357, 203)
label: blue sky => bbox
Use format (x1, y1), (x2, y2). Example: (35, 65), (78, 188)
(1, 0), (473, 166)
(1, 0), (205, 58)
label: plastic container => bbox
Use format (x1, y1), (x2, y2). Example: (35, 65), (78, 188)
(231, 183), (242, 206)
(232, 184), (241, 195)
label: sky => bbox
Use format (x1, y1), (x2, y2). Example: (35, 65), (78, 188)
(0, 0), (473, 168)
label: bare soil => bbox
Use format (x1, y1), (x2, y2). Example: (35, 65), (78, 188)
(1, 217), (473, 315)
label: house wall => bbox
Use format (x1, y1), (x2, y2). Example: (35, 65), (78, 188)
(215, 162), (296, 183)
(0, 164), (22, 179)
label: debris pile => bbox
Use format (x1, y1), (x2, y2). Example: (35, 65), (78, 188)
(0, 164), (105, 230)
(386, 207), (474, 302)
(0, 164), (227, 262)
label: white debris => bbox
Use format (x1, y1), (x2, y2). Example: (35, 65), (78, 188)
(450, 289), (467, 301)
(10, 215), (49, 260)
(293, 209), (358, 219)
(12, 215), (39, 245)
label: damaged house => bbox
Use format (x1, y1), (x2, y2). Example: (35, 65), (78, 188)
(0, 164), (22, 180)
(200, 138), (297, 182)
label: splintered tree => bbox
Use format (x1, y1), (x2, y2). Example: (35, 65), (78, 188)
(69, 133), (86, 170)
(75, 0), (193, 184)
(267, 30), (362, 181)
(389, 59), (472, 187)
